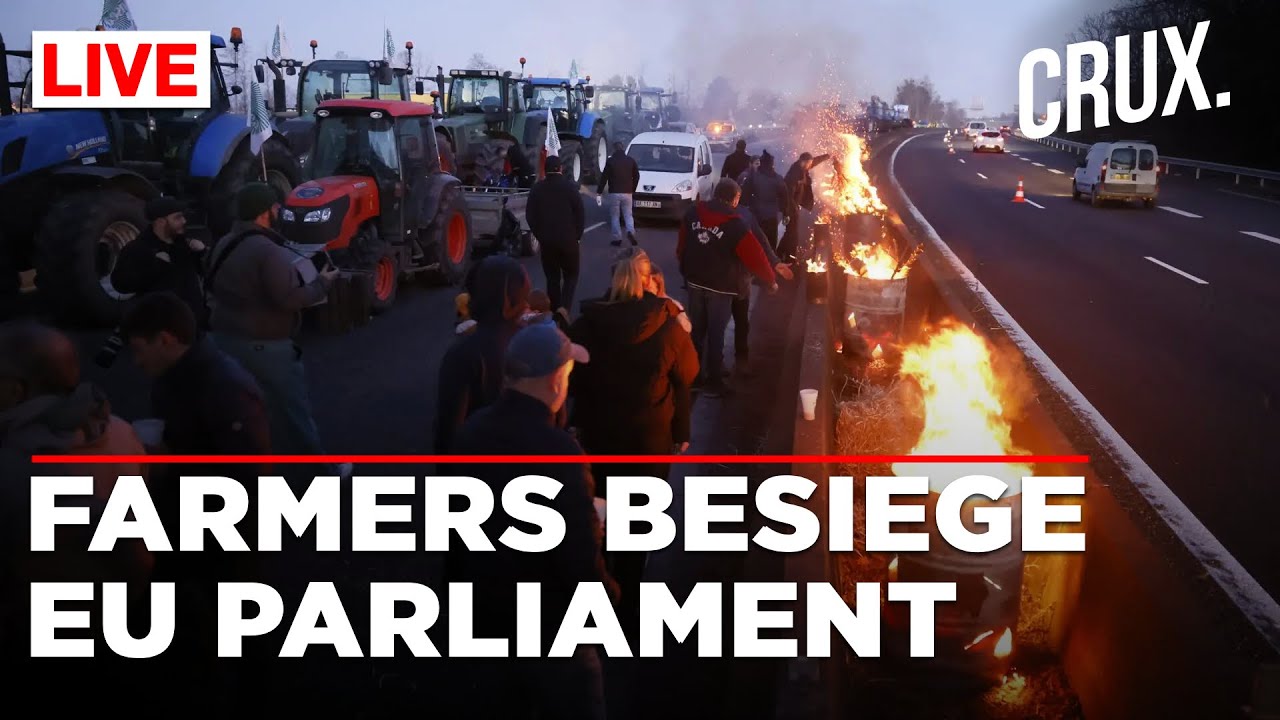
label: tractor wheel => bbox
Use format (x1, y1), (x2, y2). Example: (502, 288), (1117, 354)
(209, 137), (301, 238)
(348, 223), (399, 313)
(431, 189), (473, 285)
(436, 130), (456, 176)
(560, 141), (583, 185)
(584, 122), (607, 184)
(35, 189), (146, 327)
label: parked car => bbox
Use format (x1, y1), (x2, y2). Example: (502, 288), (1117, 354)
(973, 130), (1005, 153)
(1072, 141), (1160, 208)
(627, 131), (715, 220)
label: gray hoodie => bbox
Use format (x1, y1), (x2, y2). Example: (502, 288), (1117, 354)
(206, 221), (332, 340)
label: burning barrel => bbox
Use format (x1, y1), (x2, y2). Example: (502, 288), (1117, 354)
(884, 473), (1026, 685)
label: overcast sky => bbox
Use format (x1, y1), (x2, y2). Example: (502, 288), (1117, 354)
(8, 0), (1114, 114)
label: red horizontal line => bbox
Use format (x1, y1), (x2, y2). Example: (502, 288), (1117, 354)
(31, 454), (1089, 465)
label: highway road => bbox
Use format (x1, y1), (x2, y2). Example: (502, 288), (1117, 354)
(892, 130), (1280, 598)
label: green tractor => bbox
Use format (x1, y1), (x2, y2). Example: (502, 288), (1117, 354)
(419, 60), (544, 187)
(256, 40), (417, 169)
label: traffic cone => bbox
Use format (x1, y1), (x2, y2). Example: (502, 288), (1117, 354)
(1013, 177), (1026, 203)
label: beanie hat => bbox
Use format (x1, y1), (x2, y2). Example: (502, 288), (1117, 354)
(235, 182), (279, 221)
(545, 155), (562, 173)
(145, 196), (185, 222)
(760, 150), (774, 168)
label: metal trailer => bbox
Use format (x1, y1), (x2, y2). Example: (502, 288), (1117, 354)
(462, 186), (533, 256)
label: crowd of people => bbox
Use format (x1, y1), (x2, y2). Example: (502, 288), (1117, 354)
(1, 140), (820, 717)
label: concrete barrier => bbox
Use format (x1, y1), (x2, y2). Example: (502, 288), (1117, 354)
(785, 129), (1280, 718)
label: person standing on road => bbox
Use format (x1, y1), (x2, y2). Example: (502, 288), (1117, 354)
(781, 151), (831, 261)
(732, 203), (794, 366)
(204, 183), (337, 461)
(596, 141), (640, 247)
(111, 195), (208, 322)
(119, 292), (273, 711)
(568, 247), (698, 644)
(740, 150), (792, 253)
(677, 179), (777, 398)
(736, 154), (761, 185)
(435, 256), (531, 452)
(720, 139), (751, 187)
(449, 323), (615, 720)
(527, 155), (585, 316)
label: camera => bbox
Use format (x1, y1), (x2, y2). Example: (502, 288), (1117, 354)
(93, 329), (125, 369)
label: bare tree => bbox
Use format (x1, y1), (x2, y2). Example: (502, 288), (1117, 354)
(467, 53), (497, 71)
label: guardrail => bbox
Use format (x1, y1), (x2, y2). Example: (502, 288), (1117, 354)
(1023, 133), (1280, 186)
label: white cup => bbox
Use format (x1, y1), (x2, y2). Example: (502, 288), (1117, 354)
(132, 418), (165, 448)
(799, 389), (818, 421)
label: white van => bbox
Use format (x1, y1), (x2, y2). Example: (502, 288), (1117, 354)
(1072, 141), (1159, 208)
(626, 131), (715, 219)
(965, 120), (988, 140)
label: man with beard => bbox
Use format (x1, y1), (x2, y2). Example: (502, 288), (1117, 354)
(111, 195), (208, 321)
(205, 183), (338, 461)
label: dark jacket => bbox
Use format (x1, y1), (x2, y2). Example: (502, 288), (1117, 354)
(785, 154), (831, 212)
(677, 200), (776, 295)
(527, 172), (585, 248)
(596, 150), (640, 195)
(568, 293), (699, 454)
(207, 222), (331, 340)
(741, 165), (791, 223)
(434, 258), (530, 452)
(736, 207), (781, 298)
(150, 338), (269, 583)
(111, 227), (207, 320)
(449, 390), (616, 642)
(720, 149), (751, 188)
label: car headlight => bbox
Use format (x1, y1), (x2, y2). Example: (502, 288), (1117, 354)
(303, 208), (332, 223)
(281, 208), (296, 222)
(673, 179), (693, 193)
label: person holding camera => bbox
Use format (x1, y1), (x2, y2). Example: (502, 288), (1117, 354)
(111, 195), (207, 322)
(205, 183), (337, 462)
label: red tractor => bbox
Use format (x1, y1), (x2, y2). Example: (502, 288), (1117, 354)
(279, 99), (472, 310)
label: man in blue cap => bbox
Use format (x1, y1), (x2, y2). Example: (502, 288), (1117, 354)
(450, 322), (614, 720)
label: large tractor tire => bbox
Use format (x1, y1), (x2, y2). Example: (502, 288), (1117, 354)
(35, 189), (146, 327)
(560, 140), (584, 185)
(345, 223), (399, 313)
(436, 130), (456, 176)
(430, 189), (473, 285)
(584, 122), (608, 185)
(208, 137), (301, 238)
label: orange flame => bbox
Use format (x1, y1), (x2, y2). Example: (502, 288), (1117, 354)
(806, 258), (828, 273)
(994, 628), (1013, 659)
(872, 343), (883, 359)
(847, 311), (857, 327)
(837, 242), (903, 279)
(891, 321), (1031, 493)
(822, 133), (887, 216)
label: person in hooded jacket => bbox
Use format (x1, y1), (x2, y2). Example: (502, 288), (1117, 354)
(780, 151), (832, 261)
(434, 256), (531, 452)
(567, 247), (698, 643)
(720, 139), (751, 188)
(740, 150), (793, 253)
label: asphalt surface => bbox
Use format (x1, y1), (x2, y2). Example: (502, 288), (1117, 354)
(892, 130), (1280, 598)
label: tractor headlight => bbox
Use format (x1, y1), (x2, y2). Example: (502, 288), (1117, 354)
(303, 208), (332, 223)
(281, 208), (295, 222)
(673, 179), (693, 193)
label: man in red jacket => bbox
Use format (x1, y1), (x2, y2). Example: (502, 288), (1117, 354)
(677, 178), (777, 397)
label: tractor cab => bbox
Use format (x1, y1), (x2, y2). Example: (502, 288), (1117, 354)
(524, 77), (593, 136)
(422, 66), (537, 185)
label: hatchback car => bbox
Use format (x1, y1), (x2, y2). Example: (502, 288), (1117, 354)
(973, 130), (1005, 153)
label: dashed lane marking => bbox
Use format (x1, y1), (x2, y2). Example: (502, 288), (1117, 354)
(1241, 231), (1280, 247)
(1048, 169), (1065, 175)
(1145, 256), (1208, 284)
(958, 159), (966, 164)
(1158, 206), (1203, 219)
(1032, 162), (1045, 167)
(1019, 157), (1032, 162)
(1024, 199), (1046, 209)
(976, 173), (988, 180)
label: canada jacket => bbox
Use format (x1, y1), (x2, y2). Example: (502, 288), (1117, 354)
(596, 150), (640, 195)
(677, 199), (776, 295)
(568, 293), (699, 452)
(527, 172), (585, 248)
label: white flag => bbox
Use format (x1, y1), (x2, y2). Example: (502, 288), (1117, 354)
(248, 80), (272, 155)
(545, 107), (561, 157)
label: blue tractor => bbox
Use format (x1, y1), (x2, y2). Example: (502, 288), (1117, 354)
(0, 29), (302, 326)
(524, 77), (606, 185)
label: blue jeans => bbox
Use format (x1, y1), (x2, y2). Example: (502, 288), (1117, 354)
(607, 193), (635, 240)
(210, 334), (325, 456)
(687, 287), (733, 386)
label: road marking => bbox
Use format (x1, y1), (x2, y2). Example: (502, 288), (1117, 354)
(1241, 231), (1280, 247)
(1158, 206), (1202, 219)
(1010, 153), (1020, 157)
(1032, 162), (1045, 167)
(890, 133), (1280, 648)
(1220, 189), (1280, 206)
(1019, 157), (1031, 162)
(1024, 199), (1045, 209)
(976, 173), (988, 180)
(958, 159), (966, 164)
(1145, 256), (1208, 284)
(585, 221), (606, 233)
(1048, 169), (1065, 175)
